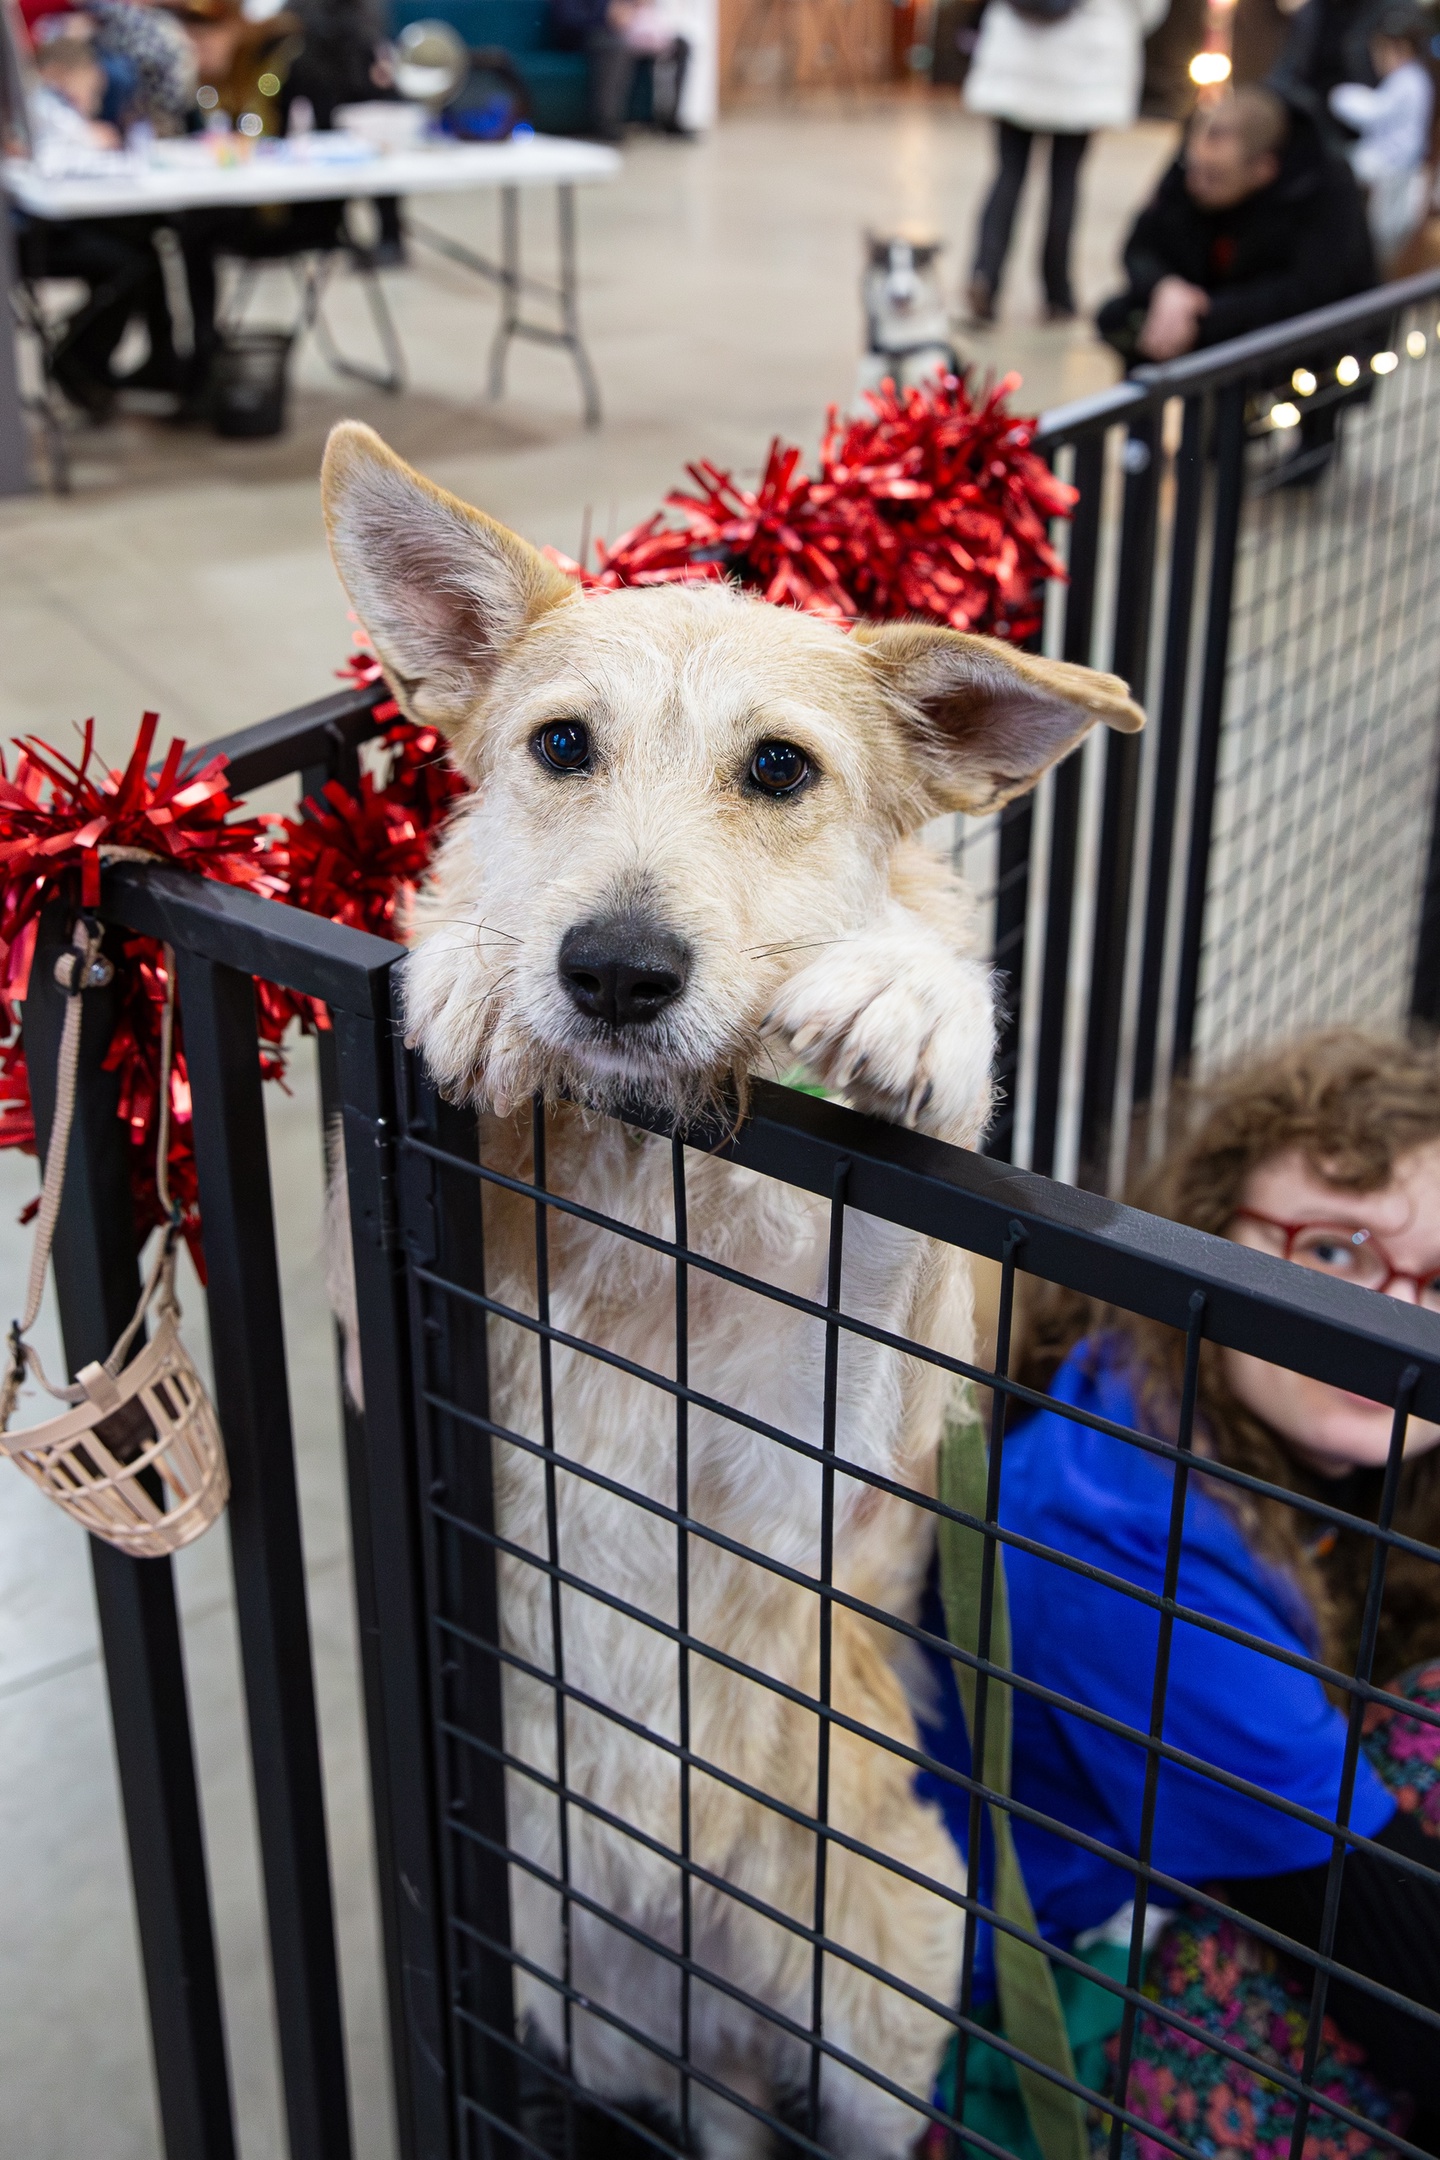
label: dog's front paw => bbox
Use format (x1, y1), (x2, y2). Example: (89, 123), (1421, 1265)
(764, 921), (995, 1145)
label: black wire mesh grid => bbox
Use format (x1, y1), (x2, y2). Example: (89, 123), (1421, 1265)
(1193, 310), (1440, 1081)
(947, 296), (1440, 1188)
(397, 1065), (1440, 2160)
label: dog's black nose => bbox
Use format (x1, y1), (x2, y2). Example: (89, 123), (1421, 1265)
(558, 919), (691, 1029)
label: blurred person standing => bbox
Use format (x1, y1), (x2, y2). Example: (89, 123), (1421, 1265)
(1330, 3), (1435, 263)
(963, 0), (1170, 325)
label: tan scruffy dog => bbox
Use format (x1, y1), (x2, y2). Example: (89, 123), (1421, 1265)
(322, 422), (1142, 2158)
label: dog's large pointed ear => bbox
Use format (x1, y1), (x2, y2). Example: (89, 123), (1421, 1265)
(858, 622), (1144, 818)
(321, 422), (575, 735)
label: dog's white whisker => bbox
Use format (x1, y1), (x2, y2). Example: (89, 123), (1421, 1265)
(418, 914), (524, 941)
(744, 936), (849, 959)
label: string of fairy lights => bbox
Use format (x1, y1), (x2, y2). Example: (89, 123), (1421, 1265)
(1264, 330), (1426, 433)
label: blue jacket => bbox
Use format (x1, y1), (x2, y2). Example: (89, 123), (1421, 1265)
(914, 1339), (1395, 2003)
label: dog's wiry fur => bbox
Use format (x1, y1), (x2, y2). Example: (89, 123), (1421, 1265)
(322, 422), (1143, 2158)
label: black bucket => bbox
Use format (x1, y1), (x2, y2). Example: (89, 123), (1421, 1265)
(209, 329), (293, 439)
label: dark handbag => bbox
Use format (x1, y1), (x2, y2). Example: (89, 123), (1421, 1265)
(445, 47), (530, 141)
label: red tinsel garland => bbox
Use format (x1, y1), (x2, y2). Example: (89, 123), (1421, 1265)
(0, 714), (286, 1258)
(0, 682), (464, 1267)
(297, 651), (466, 943)
(549, 374), (1074, 644)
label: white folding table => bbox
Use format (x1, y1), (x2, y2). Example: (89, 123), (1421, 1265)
(0, 131), (621, 492)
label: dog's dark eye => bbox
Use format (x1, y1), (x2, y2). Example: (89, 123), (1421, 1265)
(749, 741), (810, 797)
(536, 721), (591, 772)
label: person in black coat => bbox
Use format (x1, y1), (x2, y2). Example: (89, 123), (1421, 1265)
(1096, 85), (1376, 366)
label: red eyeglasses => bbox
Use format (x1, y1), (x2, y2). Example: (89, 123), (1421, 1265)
(1231, 1208), (1440, 1312)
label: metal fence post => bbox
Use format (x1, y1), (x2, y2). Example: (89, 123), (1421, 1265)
(1131, 393), (1205, 1111)
(986, 794), (1034, 1163)
(1172, 382), (1248, 1073)
(329, 999), (457, 2160)
(23, 903), (237, 2160)
(397, 1067), (519, 2155)
(176, 950), (354, 2160)
(1030, 431), (1104, 1178)
(1077, 412), (1160, 1188)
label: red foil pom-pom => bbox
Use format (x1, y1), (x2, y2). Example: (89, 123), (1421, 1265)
(0, 700), (465, 1265)
(547, 374), (1073, 644)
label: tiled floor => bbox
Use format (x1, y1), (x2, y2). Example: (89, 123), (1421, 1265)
(0, 92), (1175, 2159)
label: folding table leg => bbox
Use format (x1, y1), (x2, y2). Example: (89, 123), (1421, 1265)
(485, 185), (521, 401)
(557, 183), (602, 429)
(306, 252), (406, 395)
(0, 208), (34, 495)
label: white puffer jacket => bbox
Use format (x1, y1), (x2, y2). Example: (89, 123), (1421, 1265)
(964, 0), (1170, 136)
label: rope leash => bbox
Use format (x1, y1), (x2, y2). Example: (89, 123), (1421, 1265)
(0, 917), (182, 1439)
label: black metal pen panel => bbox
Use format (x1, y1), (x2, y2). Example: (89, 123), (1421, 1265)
(386, 1068), (1440, 2160)
(977, 270), (1440, 1190)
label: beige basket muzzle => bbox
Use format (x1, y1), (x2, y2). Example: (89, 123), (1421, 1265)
(1, 1306), (229, 1557)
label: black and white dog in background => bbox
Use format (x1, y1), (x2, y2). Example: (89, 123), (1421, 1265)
(856, 234), (963, 399)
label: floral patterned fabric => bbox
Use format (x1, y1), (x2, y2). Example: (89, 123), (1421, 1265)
(1096, 1911), (1410, 2160)
(1099, 1663), (1440, 2160)
(1361, 1660), (1440, 1836)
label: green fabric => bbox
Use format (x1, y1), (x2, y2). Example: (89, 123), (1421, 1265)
(939, 1943), (1127, 2160)
(937, 1391), (1116, 2160)
(777, 1063), (831, 1099)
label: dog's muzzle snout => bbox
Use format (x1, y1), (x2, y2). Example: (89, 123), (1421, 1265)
(558, 918), (691, 1030)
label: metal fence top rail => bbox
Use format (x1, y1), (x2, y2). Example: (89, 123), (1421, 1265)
(183, 680), (387, 796)
(98, 825), (1440, 1415)
(105, 860), (397, 1019)
(644, 1078), (1440, 1414)
(1034, 262), (1440, 446)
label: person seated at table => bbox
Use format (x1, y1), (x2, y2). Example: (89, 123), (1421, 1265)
(918, 1029), (1440, 2156)
(1096, 85), (1375, 365)
(20, 31), (182, 410)
(278, 0), (405, 263)
(164, 0), (356, 401)
(547, 0), (689, 141)
(27, 19), (119, 150)
(165, 0), (301, 133)
(18, 0), (191, 132)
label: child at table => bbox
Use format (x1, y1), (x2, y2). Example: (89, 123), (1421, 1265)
(28, 24), (120, 152)
(20, 32), (181, 409)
